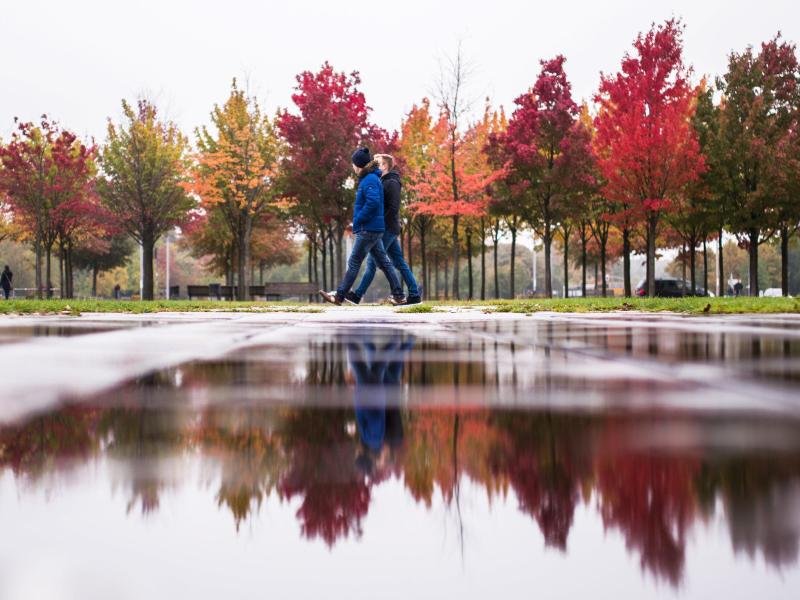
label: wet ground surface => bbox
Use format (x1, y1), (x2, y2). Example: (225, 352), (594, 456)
(1, 311), (799, 599)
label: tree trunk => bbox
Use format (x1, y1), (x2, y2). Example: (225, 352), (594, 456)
(510, 227), (517, 299)
(493, 220), (500, 300)
(236, 219), (252, 300)
(681, 241), (687, 297)
(45, 244), (53, 299)
(718, 226), (724, 296)
(594, 260), (599, 291)
(328, 225), (335, 286)
(543, 230), (552, 298)
(66, 239), (74, 299)
(59, 245), (65, 299)
(600, 239), (607, 297)
(466, 228), (473, 300)
(623, 228), (632, 297)
(34, 236), (43, 299)
(420, 227), (427, 297)
(781, 226), (789, 296)
(563, 231), (569, 299)
(748, 228), (759, 297)
(480, 218), (486, 301)
(581, 226), (587, 297)
(690, 240), (697, 294)
(451, 215), (460, 300)
(142, 233), (155, 301)
(307, 240), (313, 301)
(703, 237), (708, 295)
(320, 230), (328, 292)
(434, 253), (440, 300)
(646, 215), (657, 298)
(335, 223), (345, 281)
(444, 258), (450, 300)
(92, 266), (98, 298)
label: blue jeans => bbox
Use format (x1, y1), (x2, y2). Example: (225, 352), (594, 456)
(354, 232), (419, 299)
(337, 231), (403, 301)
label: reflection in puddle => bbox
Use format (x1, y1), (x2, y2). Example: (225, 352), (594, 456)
(1, 324), (800, 598)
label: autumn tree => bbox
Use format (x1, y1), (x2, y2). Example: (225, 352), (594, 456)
(594, 19), (704, 297)
(192, 80), (284, 300)
(278, 63), (384, 282)
(399, 99), (447, 295)
(716, 35), (799, 295)
(99, 99), (194, 300)
(0, 117), (99, 298)
(72, 233), (133, 297)
(492, 55), (590, 297)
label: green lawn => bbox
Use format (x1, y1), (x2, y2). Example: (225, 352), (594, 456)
(0, 296), (797, 316)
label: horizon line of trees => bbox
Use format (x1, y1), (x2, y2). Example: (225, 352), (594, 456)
(1, 19), (798, 300)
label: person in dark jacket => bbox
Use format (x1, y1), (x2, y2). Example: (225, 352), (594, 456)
(346, 154), (422, 305)
(0, 265), (12, 299)
(319, 147), (405, 306)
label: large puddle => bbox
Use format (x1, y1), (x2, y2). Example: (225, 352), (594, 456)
(1, 319), (799, 598)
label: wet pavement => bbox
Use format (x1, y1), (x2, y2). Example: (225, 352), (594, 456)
(1, 310), (799, 599)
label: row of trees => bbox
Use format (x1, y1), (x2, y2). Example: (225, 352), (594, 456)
(1, 19), (798, 299)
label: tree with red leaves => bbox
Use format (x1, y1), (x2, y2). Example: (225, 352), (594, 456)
(594, 19), (704, 297)
(278, 63), (391, 284)
(0, 117), (101, 298)
(491, 55), (591, 297)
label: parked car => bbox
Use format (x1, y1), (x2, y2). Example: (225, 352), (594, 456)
(762, 288), (784, 297)
(635, 278), (710, 298)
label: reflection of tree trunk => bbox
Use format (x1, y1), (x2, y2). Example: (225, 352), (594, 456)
(452, 413), (464, 560)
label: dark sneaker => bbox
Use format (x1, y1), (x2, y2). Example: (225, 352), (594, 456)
(344, 291), (361, 305)
(404, 295), (422, 305)
(319, 290), (342, 305)
(388, 296), (406, 306)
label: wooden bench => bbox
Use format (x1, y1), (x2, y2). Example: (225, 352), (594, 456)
(188, 282), (317, 301)
(255, 282), (317, 301)
(187, 285), (214, 299)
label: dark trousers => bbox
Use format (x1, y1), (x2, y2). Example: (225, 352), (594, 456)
(336, 231), (403, 301)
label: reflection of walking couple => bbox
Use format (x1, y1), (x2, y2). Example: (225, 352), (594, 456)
(320, 148), (422, 306)
(347, 333), (414, 475)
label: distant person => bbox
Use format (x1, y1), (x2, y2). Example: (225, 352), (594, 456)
(0, 265), (12, 299)
(319, 147), (405, 306)
(734, 281), (743, 297)
(346, 154), (422, 305)
(113, 284), (121, 299)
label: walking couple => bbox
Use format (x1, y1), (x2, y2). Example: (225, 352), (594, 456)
(319, 147), (422, 306)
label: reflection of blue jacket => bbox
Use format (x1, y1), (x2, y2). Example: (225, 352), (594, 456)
(352, 168), (385, 233)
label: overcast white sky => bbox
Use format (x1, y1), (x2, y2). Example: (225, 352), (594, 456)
(1, 0), (797, 143)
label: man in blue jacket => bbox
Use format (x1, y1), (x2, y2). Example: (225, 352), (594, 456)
(320, 147), (405, 306)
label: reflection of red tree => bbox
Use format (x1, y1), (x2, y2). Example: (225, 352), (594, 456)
(278, 410), (370, 546)
(495, 413), (585, 551)
(0, 407), (99, 478)
(596, 427), (699, 585)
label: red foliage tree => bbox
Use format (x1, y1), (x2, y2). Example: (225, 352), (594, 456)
(594, 19), (704, 297)
(277, 63), (388, 284)
(0, 117), (102, 298)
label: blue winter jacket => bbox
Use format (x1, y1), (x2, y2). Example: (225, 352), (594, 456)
(352, 167), (385, 233)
